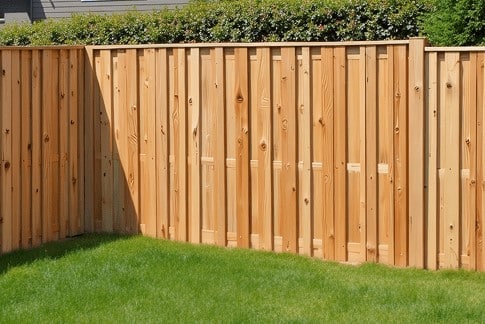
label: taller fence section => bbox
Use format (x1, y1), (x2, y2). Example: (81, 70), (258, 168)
(83, 40), (420, 267)
(0, 47), (85, 253)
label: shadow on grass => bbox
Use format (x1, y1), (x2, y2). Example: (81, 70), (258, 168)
(0, 233), (132, 275)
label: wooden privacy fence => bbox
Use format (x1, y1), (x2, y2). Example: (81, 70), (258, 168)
(0, 47), (85, 253)
(1, 39), (485, 271)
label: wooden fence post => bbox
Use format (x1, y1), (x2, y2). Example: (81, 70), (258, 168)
(408, 37), (426, 268)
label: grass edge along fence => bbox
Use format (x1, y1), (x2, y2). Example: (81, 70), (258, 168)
(1, 38), (485, 271)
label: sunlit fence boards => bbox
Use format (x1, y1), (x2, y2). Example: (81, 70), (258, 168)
(1, 40), (485, 271)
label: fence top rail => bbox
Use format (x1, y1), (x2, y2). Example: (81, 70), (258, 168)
(0, 45), (85, 50)
(426, 46), (485, 52)
(87, 40), (410, 50)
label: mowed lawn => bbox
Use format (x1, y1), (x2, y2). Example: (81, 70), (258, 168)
(1, 234), (484, 323)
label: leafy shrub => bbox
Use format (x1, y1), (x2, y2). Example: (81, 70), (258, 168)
(422, 0), (485, 46)
(0, 0), (433, 46)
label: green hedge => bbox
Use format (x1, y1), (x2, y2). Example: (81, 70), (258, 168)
(0, 0), (434, 46)
(421, 0), (485, 46)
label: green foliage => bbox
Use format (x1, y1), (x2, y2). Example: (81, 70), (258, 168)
(422, 0), (485, 46)
(0, 0), (433, 46)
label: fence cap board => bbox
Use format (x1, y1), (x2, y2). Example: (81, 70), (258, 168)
(426, 46), (485, 52)
(87, 40), (411, 50)
(0, 45), (85, 50)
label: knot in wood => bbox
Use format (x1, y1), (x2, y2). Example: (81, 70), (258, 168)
(188, 98), (193, 104)
(281, 119), (288, 130)
(414, 86), (420, 92)
(44, 134), (49, 142)
(70, 120), (75, 125)
(304, 198), (309, 205)
(72, 177), (77, 185)
(4, 161), (10, 169)
(5, 129), (9, 134)
(446, 82), (452, 89)
(236, 96), (244, 103)
(260, 140), (267, 151)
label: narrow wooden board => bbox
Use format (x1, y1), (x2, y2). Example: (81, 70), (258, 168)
(156, 48), (170, 239)
(139, 49), (157, 237)
(173, 48), (187, 241)
(114, 50), (128, 233)
(393, 45), (408, 267)
(408, 38), (426, 268)
(214, 48), (227, 247)
(279, 47), (298, 253)
(299, 47), (312, 256)
(59, 49), (69, 239)
(443, 52), (460, 269)
(235, 48), (250, 248)
(99, 50), (113, 233)
(42, 50), (61, 242)
(125, 49), (140, 234)
(426, 51), (439, 270)
(334, 46), (347, 261)
(69, 49), (80, 236)
(83, 47), (95, 233)
(20, 50), (33, 248)
(1, 50), (13, 252)
(322, 47), (335, 260)
(31, 50), (43, 246)
(11, 50), (21, 250)
(477, 53), (485, 271)
(365, 46), (378, 262)
(188, 48), (201, 243)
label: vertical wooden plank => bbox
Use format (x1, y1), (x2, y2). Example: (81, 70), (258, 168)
(173, 48), (187, 241)
(334, 46), (347, 261)
(93, 51), (103, 232)
(114, 50), (128, 233)
(408, 38), (426, 268)
(366, 46), (378, 262)
(466, 53), (477, 270)
(31, 50), (42, 246)
(11, 50), (21, 250)
(125, 49), (140, 234)
(68, 49), (80, 236)
(234, 48), (250, 248)
(21, 50), (33, 248)
(385, 45), (395, 265)
(321, 47), (335, 260)
(77, 49), (85, 236)
(156, 48), (170, 239)
(1, 50), (13, 252)
(83, 46), (95, 233)
(394, 45), (408, 267)
(300, 47), (312, 256)
(426, 51), (439, 270)
(443, 52), (460, 269)
(477, 53), (485, 271)
(42, 49), (60, 242)
(139, 49), (157, 237)
(59, 49), (69, 239)
(254, 48), (272, 250)
(188, 48), (201, 244)
(99, 50), (113, 233)
(214, 47), (227, 247)
(279, 47), (297, 253)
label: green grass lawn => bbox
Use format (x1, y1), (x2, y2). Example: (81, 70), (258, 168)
(1, 234), (484, 323)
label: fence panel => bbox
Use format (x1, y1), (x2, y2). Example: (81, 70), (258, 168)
(0, 47), (84, 253)
(2, 41), (485, 271)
